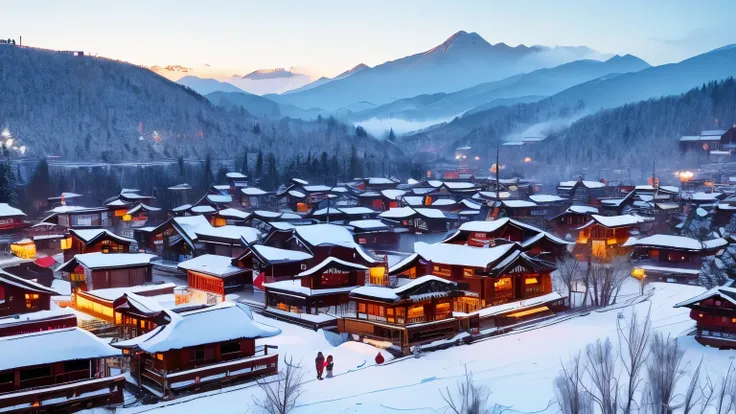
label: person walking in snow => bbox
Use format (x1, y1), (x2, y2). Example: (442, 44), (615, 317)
(315, 352), (325, 380)
(325, 355), (334, 378)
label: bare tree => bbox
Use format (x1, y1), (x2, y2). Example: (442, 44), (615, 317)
(678, 358), (704, 414)
(643, 333), (685, 414)
(556, 257), (581, 308)
(617, 308), (652, 414)
(588, 258), (630, 307)
(253, 355), (304, 414)
(555, 352), (594, 414)
(440, 366), (506, 414)
(712, 362), (736, 414)
(583, 338), (618, 414)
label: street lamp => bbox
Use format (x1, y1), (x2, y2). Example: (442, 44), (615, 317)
(631, 267), (646, 295)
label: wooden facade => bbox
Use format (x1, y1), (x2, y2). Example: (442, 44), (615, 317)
(675, 285), (736, 349)
(58, 253), (155, 291)
(233, 244), (312, 283)
(63, 229), (133, 261)
(629, 235), (727, 284)
(0, 204), (29, 233)
(573, 215), (647, 261)
(0, 328), (124, 412)
(179, 254), (253, 303)
(114, 302), (280, 399)
(0, 270), (57, 317)
(341, 276), (467, 352)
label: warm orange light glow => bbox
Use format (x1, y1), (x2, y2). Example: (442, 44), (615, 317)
(507, 306), (549, 318)
(122, 214), (132, 222)
(524, 157), (532, 163)
(631, 268), (646, 279)
(678, 171), (694, 182)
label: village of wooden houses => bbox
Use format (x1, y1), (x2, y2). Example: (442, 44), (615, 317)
(1, 139), (736, 412)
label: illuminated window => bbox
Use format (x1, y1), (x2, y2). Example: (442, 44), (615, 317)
(494, 277), (512, 291)
(387, 308), (395, 323)
(407, 305), (425, 322)
(358, 303), (366, 313)
(525, 278), (539, 285)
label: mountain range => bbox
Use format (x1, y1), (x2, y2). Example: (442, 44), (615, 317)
(178, 67), (313, 96)
(345, 54), (651, 123)
(403, 43), (736, 157)
(0, 46), (390, 163)
(265, 31), (603, 111)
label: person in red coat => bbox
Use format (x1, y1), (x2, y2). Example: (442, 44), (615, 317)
(315, 352), (325, 380)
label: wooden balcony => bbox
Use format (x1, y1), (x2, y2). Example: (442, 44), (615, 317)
(0, 375), (124, 413)
(142, 349), (278, 397)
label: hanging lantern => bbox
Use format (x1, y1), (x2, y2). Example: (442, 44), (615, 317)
(122, 214), (132, 222)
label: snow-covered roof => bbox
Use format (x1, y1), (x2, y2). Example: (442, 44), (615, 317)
(178, 254), (247, 277)
(207, 194), (232, 204)
(0, 328), (120, 371)
(674, 285), (736, 308)
(49, 205), (107, 214)
(191, 205), (216, 213)
(338, 207), (375, 216)
(444, 182), (476, 190)
(414, 241), (516, 268)
(195, 225), (261, 243)
(403, 196), (424, 206)
(293, 223), (357, 247)
(254, 210), (283, 218)
(368, 177), (397, 185)
(529, 195), (566, 203)
(679, 135), (718, 142)
(379, 207), (446, 220)
(226, 172), (247, 179)
(292, 178), (309, 185)
(358, 191), (380, 198)
(349, 219), (389, 230)
(168, 184), (192, 191)
(173, 215), (212, 242)
(502, 200), (537, 208)
(263, 280), (356, 297)
(331, 186), (349, 193)
(126, 203), (162, 215)
(586, 214), (648, 228)
(351, 275), (456, 302)
(380, 189), (406, 200)
(171, 203), (192, 212)
(114, 302), (280, 353)
(69, 228), (134, 245)
(0, 203), (25, 218)
(217, 208), (251, 220)
(65, 252), (157, 270)
(251, 245), (312, 263)
(567, 205), (599, 214)
(460, 199), (481, 209)
(474, 191), (511, 200)
(303, 185), (332, 192)
(297, 257), (368, 277)
(241, 187), (268, 196)
(689, 192), (721, 201)
(213, 185), (230, 191)
(105, 198), (130, 207)
(626, 234), (727, 251)
(0, 269), (59, 295)
(432, 199), (457, 206)
(82, 283), (176, 302)
(559, 180), (605, 189)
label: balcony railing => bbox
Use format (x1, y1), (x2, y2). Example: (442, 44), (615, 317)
(0, 375), (124, 413)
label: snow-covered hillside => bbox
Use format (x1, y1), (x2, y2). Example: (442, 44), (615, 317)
(107, 281), (728, 413)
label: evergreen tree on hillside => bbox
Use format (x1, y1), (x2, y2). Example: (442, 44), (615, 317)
(320, 152), (329, 184)
(387, 128), (396, 142)
(177, 156), (185, 178)
(348, 145), (362, 179)
(27, 159), (54, 215)
(255, 151), (264, 183)
(241, 151), (250, 176)
(0, 150), (18, 205)
(200, 153), (213, 191)
(355, 126), (367, 138)
(265, 153), (279, 190)
(215, 166), (228, 185)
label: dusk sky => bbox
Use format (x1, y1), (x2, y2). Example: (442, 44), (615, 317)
(4, 0), (735, 78)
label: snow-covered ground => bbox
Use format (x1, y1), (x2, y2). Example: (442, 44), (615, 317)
(105, 280), (732, 414)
